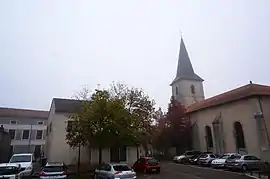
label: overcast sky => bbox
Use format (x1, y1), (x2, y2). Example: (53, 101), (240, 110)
(0, 0), (270, 111)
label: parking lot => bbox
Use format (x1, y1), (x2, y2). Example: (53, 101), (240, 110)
(136, 162), (254, 179)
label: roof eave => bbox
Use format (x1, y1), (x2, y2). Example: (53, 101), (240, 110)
(186, 93), (270, 114)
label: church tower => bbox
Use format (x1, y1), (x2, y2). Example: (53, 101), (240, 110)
(170, 37), (205, 106)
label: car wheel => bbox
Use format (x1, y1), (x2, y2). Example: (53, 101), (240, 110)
(242, 165), (247, 172)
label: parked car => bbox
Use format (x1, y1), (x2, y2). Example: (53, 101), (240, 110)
(133, 157), (160, 173)
(190, 152), (212, 165)
(211, 153), (240, 168)
(225, 155), (261, 171)
(173, 150), (201, 164)
(94, 163), (136, 179)
(0, 163), (22, 179)
(188, 154), (201, 164)
(198, 153), (217, 166)
(39, 162), (68, 179)
(9, 153), (35, 176)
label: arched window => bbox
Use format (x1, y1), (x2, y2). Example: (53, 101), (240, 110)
(190, 84), (195, 94)
(205, 125), (213, 149)
(175, 86), (179, 95)
(234, 121), (246, 150)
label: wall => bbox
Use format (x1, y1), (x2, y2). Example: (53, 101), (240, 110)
(172, 79), (204, 106)
(47, 112), (90, 165)
(0, 117), (47, 155)
(190, 98), (261, 157)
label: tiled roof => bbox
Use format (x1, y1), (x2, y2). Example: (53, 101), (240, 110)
(186, 83), (270, 113)
(53, 98), (84, 113)
(0, 107), (48, 119)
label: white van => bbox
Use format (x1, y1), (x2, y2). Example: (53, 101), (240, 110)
(9, 153), (35, 176)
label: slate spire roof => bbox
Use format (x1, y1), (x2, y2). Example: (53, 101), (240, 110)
(171, 37), (203, 85)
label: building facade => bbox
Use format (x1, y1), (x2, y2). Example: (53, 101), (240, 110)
(0, 108), (48, 158)
(187, 83), (270, 161)
(172, 37), (270, 161)
(46, 98), (145, 166)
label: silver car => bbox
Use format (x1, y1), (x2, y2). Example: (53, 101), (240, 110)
(94, 163), (136, 179)
(40, 162), (68, 179)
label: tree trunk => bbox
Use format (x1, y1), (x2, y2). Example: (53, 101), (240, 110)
(77, 144), (81, 176)
(136, 145), (139, 159)
(98, 147), (102, 164)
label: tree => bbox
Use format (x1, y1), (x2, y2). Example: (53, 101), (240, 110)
(109, 82), (156, 157)
(153, 96), (192, 155)
(66, 82), (157, 164)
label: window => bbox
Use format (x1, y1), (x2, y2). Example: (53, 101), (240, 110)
(205, 125), (213, 149)
(234, 121), (246, 150)
(36, 130), (43, 140)
(22, 130), (30, 139)
(10, 120), (17, 124)
(9, 155), (31, 163)
(37, 121), (43, 125)
(8, 130), (16, 140)
(113, 164), (131, 171)
(43, 166), (65, 172)
(175, 86), (179, 95)
(190, 84), (195, 94)
(49, 123), (52, 133)
(100, 164), (111, 171)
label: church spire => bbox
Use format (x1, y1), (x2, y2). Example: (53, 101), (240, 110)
(171, 37), (203, 85)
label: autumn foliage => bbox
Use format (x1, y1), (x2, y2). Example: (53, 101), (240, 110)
(154, 96), (192, 154)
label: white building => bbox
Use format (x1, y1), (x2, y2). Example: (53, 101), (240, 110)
(46, 98), (145, 166)
(0, 107), (48, 158)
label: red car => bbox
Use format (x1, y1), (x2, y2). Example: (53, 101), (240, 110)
(133, 157), (160, 173)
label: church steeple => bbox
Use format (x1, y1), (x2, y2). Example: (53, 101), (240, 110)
(170, 36), (205, 106)
(171, 37), (203, 86)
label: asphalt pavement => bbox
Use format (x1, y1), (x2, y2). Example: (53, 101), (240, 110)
(137, 162), (254, 179)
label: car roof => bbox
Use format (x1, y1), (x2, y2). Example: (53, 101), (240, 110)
(45, 162), (64, 166)
(106, 163), (129, 166)
(12, 153), (32, 156)
(0, 163), (20, 168)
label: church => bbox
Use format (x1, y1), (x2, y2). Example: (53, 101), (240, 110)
(171, 38), (270, 161)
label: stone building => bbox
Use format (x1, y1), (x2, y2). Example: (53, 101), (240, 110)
(172, 37), (270, 161)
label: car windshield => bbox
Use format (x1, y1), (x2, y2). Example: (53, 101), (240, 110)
(43, 166), (65, 172)
(10, 155), (31, 163)
(113, 165), (131, 171)
(0, 166), (18, 175)
(147, 159), (159, 165)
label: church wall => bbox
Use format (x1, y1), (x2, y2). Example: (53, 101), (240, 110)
(189, 98), (262, 158)
(172, 79), (205, 106)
